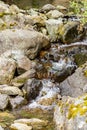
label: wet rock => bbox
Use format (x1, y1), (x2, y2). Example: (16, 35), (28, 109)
(23, 78), (42, 100)
(46, 10), (63, 19)
(10, 123), (32, 130)
(0, 29), (50, 59)
(0, 126), (4, 130)
(0, 57), (16, 84)
(54, 94), (87, 130)
(60, 21), (85, 44)
(0, 94), (9, 110)
(59, 62), (87, 97)
(0, 85), (23, 96)
(46, 18), (63, 42)
(14, 118), (48, 129)
(40, 4), (56, 13)
(11, 69), (35, 87)
(9, 96), (27, 109)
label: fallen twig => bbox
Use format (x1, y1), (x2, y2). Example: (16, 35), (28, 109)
(58, 42), (87, 52)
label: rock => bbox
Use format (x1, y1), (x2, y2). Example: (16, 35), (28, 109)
(23, 78), (42, 100)
(59, 21), (85, 44)
(40, 4), (56, 13)
(0, 29), (50, 59)
(0, 50), (36, 74)
(10, 123), (32, 130)
(0, 94), (9, 110)
(0, 85), (23, 96)
(56, 5), (67, 13)
(46, 10), (63, 19)
(0, 1), (10, 14)
(59, 62), (87, 97)
(0, 126), (4, 130)
(9, 4), (20, 14)
(11, 69), (35, 87)
(54, 94), (87, 130)
(14, 118), (48, 129)
(9, 96), (27, 109)
(46, 18), (63, 42)
(31, 15), (46, 27)
(0, 57), (16, 84)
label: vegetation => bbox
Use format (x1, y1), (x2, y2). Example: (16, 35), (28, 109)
(69, 0), (87, 24)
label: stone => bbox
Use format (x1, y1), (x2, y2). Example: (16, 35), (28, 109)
(14, 118), (48, 129)
(0, 57), (16, 84)
(9, 4), (20, 14)
(11, 69), (35, 87)
(10, 123), (32, 130)
(46, 10), (63, 19)
(9, 96), (27, 109)
(0, 85), (23, 96)
(46, 18), (63, 42)
(54, 94), (87, 130)
(59, 62), (87, 97)
(59, 21), (85, 44)
(0, 29), (50, 59)
(0, 126), (4, 130)
(56, 5), (67, 13)
(0, 94), (9, 110)
(40, 4), (56, 13)
(23, 78), (42, 100)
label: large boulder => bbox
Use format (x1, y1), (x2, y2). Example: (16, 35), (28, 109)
(0, 29), (50, 59)
(59, 61), (87, 97)
(54, 94), (87, 130)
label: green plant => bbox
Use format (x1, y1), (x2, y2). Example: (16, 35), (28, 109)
(69, 0), (87, 24)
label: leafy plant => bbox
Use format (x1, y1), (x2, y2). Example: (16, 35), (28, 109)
(69, 0), (87, 24)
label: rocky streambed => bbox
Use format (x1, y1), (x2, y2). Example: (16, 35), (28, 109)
(0, 1), (87, 130)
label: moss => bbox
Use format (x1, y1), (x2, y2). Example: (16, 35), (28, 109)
(68, 97), (87, 119)
(84, 70), (87, 77)
(74, 53), (87, 67)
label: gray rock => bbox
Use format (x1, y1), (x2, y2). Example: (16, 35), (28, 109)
(54, 94), (87, 130)
(46, 18), (63, 42)
(0, 57), (16, 84)
(46, 10), (63, 19)
(40, 4), (55, 13)
(0, 94), (9, 110)
(23, 78), (42, 100)
(59, 62), (87, 97)
(0, 29), (50, 59)
(0, 85), (23, 96)
(11, 69), (35, 87)
(9, 96), (27, 109)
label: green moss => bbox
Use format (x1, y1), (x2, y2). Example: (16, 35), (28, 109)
(68, 97), (87, 119)
(84, 70), (87, 77)
(74, 53), (87, 67)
